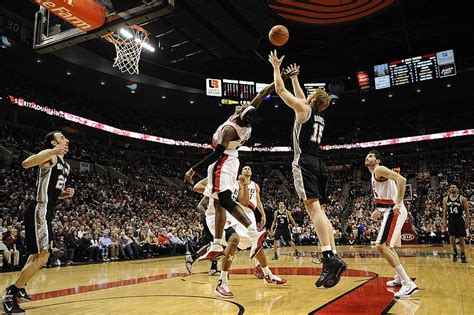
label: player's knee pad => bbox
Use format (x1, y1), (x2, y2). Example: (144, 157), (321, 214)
(218, 190), (238, 211)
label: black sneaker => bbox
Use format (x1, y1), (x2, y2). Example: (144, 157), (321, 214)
(452, 253), (458, 262)
(294, 251), (301, 258)
(2, 286), (25, 314)
(17, 287), (32, 302)
(461, 254), (467, 263)
(271, 254), (278, 260)
(324, 256), (347, 288)
(315, 256), (345, 288)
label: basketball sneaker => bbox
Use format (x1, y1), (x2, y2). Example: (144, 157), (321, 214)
(249, 229), (268, 259)
(323, 256), (347, 288)
(254, 265), (264, 279)
(214, 279), (233, 298)
(17, 287), (32, 302)
(185, 252), (194, 274)
(264, 274), (287, 285)
(316, 256), (345, 288)
(208, 269), (221, 276)
(2, 285), (25, 314)
(198, 242), (224, 261)
(460, 253), (467, 263)
(386, 275), (402, 287)
(394, 281), (419, 299)
(451, 253), (458, 262)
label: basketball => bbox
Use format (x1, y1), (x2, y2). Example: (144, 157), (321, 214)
(269, 25), (289, 46)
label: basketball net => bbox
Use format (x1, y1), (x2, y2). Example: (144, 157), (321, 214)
(102, 25), (149, 75)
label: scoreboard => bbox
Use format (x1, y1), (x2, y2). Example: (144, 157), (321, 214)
(374, 49), (456, 90)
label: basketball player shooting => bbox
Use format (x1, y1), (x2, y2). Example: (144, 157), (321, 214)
(184, 69), (298, 261)
(365, 150), (419, 298)
(268, 50), (346, 288)
(2, 131), (73, 314)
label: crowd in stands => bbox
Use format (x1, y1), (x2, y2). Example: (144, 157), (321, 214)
(1, 117), (473, 272)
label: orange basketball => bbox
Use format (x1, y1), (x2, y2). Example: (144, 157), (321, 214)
(269, 25), (289, 46)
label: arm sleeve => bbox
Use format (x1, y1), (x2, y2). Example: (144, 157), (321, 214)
(192, 144), (227, 172)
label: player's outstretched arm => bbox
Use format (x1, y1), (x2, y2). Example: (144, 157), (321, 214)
(288, 211), (297, 227)
(270, 211), (278, 233)
(255, 184), (266, 227)
(184, 126), (237, 184)
(284, 63), (305, 100)
(462, 196), (470, 228)
(250, 67), (299, 110)
(268, 50), (308, 116)
(374, 166), (407, 213)
(442, 197), (448, 226)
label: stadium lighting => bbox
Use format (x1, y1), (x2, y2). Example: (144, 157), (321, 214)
(66, 71), (72, 76)
(161, 95), (166, 99)
(120, 28), (133, 39)
(388, 93), (393, 98)
(446, 83), (451, 88)
(37, 59), (42, 63)
(189, 100), (194, 104)
(361, 98), (366, 102)
(100, 81), (106, 85)
(131, 90), (136, 94)
(141, 42), (155, 52)
(416, 88), (421, 93)
(274, 104), (279, 108)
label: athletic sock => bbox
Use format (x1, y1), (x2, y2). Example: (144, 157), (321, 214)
(247, 224), (257, 233)
(211, 260), (218, 270)
(332, 249), (337, 255)
(220, 271), (229, 283)
(394, 264), (411, 283)
(214, 238), (223, 245)
(262, 266), (271, 276)
(254, 259), (259, 267)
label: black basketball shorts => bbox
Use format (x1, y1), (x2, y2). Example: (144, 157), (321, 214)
(292, 154), (328, 204)
(448, 219), (467, 238)
(24, 203), (53, 254)
(274, 227), (292, 243)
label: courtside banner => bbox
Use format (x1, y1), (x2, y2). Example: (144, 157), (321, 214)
(34, 0), (106, 31)
(6, 95), (474, 151)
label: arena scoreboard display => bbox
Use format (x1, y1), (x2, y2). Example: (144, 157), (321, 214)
(206, 78), (272, 104)
(374, 49), (456, 90)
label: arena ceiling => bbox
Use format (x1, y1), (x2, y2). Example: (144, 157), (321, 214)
(1, 0), (473, 118)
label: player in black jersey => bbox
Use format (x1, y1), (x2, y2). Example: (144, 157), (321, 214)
(269, 50), (346, 288)
(443, 184), (469, 263)
(270, 202), (300, 260)
(2, 131), (74, 314)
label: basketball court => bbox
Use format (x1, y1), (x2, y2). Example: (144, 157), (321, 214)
(1, 1), (473, 314)
(1, 245), (472, 314)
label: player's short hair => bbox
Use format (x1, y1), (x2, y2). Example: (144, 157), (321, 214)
(368, 150), (382, 162)
(309, 88), (330, 111)
(44, 130), (62, 148)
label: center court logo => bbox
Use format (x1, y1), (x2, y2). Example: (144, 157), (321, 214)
(401, 234), (415, 241)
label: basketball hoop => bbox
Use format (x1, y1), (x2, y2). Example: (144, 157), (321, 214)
(102, 25), (153, 75)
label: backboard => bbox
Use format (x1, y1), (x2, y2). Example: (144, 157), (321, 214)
(33, 0), (174, 53)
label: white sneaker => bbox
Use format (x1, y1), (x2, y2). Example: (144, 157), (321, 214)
(386, 275), (402, 287)
(249, 229), (268, 258)
(394, 281), (419, 299)
(214, 279), (233, 298)
(198, 242), (225, 261)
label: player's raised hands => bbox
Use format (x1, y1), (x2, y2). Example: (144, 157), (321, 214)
(268, 50), (285, 69)
(283, 63), (300, 78)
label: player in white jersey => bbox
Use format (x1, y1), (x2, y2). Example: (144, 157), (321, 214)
(184, 69), (297, 261)
(240, 165), (268, 278)
(203, 176), (287, 298)
(365, 150), (419, 299)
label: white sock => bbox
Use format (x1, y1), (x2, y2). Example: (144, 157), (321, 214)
(332, 249), (337, 255)
(394, 264), (411, 283)
(262, 266), (271, 276)
(214, 238), (223, 245)
(254, 259), (259, 267)
(220, 271), (228, 283)
(322, 245), (332, 252)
